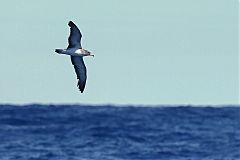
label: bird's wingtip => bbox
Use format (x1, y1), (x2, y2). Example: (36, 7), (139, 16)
(79, 88), (84, 93)
(68, 21), (74, 26)
(77, 80), (85, 93)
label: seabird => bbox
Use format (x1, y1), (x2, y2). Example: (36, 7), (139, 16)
(55, 21), (93, 93)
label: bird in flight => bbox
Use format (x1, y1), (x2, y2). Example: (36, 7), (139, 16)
(55, 21), (94, 93)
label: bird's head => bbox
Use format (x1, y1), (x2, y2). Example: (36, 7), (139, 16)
(81, 48), (94, 57)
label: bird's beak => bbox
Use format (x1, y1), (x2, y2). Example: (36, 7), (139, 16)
(84, 49), (94, 57)
(89, 51), (94, 57)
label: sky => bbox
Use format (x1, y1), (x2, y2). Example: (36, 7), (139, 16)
(0, 0), (238, 105)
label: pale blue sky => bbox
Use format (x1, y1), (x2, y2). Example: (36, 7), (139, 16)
(0, 0), (238, 105)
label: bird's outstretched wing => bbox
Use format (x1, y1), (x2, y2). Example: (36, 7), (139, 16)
(67, 21), (82, 49)
(70, 56), (86, 93)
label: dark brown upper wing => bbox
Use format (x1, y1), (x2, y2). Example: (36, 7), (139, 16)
(67, 21), (82, 49)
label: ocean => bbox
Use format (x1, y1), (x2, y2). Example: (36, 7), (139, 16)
(0, 104), (239, 160)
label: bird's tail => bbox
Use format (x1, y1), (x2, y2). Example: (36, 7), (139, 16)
(55, 49), (64, 54)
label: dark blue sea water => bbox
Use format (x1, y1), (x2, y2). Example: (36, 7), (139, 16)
(0, 105), (239, 160)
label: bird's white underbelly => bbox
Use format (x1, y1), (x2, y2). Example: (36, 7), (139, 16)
(74, 49), (83, 55)
(62, 49), (84, 56)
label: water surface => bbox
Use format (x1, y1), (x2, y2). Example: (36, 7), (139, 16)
(0, 104), (239, 160)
